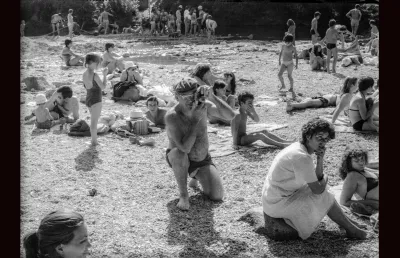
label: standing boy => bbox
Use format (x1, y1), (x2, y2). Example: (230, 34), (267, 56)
(346, 4), (362, 36)
(325, 19), (340, 73)
(311, 11), (321, 44)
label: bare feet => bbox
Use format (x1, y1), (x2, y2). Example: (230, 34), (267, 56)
(278, 85), (286, 92)
(177, 196), (190, 211)
(346, 227), (368, 240)
(189, 178), (199, 189)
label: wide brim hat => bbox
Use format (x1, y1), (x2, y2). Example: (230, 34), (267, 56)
(35, 94), (47, 105)
(124, 61), (135, 70)
(127, 109), (144, 120)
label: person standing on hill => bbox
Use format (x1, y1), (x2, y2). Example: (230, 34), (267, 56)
(184, 6), (191, 36)
(286, 19), (296, 46)
(176, 5), (183, 35)
(51, 13), (63, 39)
(67, 9), (74, 39)
(310, 11), (321, 44)
(99, 9), (114, 35)
(346, 4), (362, 36)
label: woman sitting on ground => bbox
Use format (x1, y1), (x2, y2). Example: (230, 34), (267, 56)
(339, 143), (378, 215)
(286, 77), (358, 122)
(349, 76), (379, 132)
(208, 80), (235, 125)
(223, 72), (237, 99)
(115, 61), (143, 102)
(61, 39), (84, 66)
(310, 43), (326, 71)
(262, 117), (367, 240)
(23, 209), (91, 258)
(120, 61), (144, 85)
(102, 42), (125, 75)
(190, 63), (220, 86)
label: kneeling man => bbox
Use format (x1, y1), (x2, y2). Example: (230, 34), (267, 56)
(165, 78), (235, 210)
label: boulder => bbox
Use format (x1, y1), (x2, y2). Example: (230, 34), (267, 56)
(238, 206), (299, 241)
(45, 89), (56, 99)
(23, 76), (51, 91)
(53, 81), (72, 88)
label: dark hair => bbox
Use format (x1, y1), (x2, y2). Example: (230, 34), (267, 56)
(341, 77), (358, 94)
(369, 20), (376, 26)
(287, 19), (295, 26)
(224, 72), (236, 95)
(358, 76), (374, 92)
(65, 39), (72, 47)
(314, 11), (321, 18)
(213, 80), (227, 95)
(329, 19), (336, 27)
(146, 96), (159, 105)
(105, 43), (114, 52)
(57, 86), (73, 99)
(238, 91), (254, 105)
(84, 53), (102, 67)
(69, 9), (73, 13)
(191, 63), (211, 80)
(355, 4), (360, 8)
(208, 15), (213, 19)
(23, 210), (84, 258)
(313, 43), (323, 57)
(300, 117), (335, 145)
(338, 143), (368, 180)
(283, 33), (294, 43)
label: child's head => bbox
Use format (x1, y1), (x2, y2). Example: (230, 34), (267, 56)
(35, 94), (47, 106)
(341, 77), (358, 94)
(212, 80), (227, 96)
(313, 43), (322, 55)
(287, 19), (295, 27)
(207, 15), (213, 20)
(355, 4), (361, 10)
(105, 43), (115, 52)
(22, 20), (25, 24)
(223, 72), (236, 95)
(57, 86), (73, 100)
(146, 96), (159, 112)
(329, 19), (336, 28)
(339, 143), (368, 180)
(84, 53), (102, 69)
(191, 63), (211, 80)
(314, 11), (321, 19)
(369, 20), (377, 27)
(65, 39), (72, 48)
(69, 9), (73, 14)
(238, 91), (254, 107)
(357, 76), (374, 93)
(283, 34), (294, 45)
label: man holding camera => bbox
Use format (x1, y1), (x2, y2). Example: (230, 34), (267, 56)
(165, 78), (235, 210)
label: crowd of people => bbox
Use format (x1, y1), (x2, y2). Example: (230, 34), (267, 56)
(22, 4), (379, 257)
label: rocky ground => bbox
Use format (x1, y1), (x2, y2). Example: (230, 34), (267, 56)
(21, 34), (379, 257)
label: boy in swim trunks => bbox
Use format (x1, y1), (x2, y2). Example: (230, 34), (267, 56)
(278, 34), (298, 99)
(346, 4), (362, 36)
(31, 94), (65, 129)
(231, 91), (294, 149)
(325, 19), (340, 74)
(51, 13), (63, 39)
(311, 11), (321, 44)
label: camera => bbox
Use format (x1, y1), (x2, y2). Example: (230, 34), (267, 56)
(195, 88), (206, 103)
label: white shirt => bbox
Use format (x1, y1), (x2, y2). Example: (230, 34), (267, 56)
(184, 10), (190, 20)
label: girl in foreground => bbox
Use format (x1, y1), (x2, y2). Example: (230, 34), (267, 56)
(286, 77), (358, 123)
(83, 53), (108, 145)
(23, 209), (91, 258)
(339, 143), (378, 215)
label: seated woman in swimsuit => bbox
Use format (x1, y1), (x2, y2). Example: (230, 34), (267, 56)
(61, 39), (84, 66)
(223, 72), (237, 104)
(349, 76), (379, 132)
(309, 43), (326, 71)
(339, 143), (378, 215)
(208, 80), (235, 125)
(190, 63), (221, 86)
(286, 77), (358, 122)
(120, 61), (143, 85)
(102, 43), (125, 75)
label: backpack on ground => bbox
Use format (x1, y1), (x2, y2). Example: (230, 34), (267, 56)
(112, 81), (136, 98)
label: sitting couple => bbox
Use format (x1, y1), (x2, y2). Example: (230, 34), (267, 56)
(25, 86), (80, 129)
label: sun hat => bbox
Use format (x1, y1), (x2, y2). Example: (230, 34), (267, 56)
(124, 61), (135, 70)
(198, 5), (203, 10)
(172, 78), (199, 94)
(127, 109), (144, 120)
(35, 94), (47, 105)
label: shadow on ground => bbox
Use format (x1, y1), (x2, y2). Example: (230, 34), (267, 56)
(167, 194), (248, 257)
(74, 146), (103, 172)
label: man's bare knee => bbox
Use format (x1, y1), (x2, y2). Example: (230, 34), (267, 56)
(168, 148), (189, 168)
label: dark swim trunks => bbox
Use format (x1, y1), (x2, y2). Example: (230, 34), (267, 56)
(327, 43), (337, 50)
(165, 148), (215, 178)
(310, 29), (316, 35)
(36, 120), (53, 129)
(52, 104), (65, 118)
(352, 119), (366, 131)
(312, 96), (329, 108)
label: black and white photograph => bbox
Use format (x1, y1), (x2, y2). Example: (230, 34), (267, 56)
(20, 0), (379, 257)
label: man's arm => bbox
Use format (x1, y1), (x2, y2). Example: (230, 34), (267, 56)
(165, 110), (202, 154)
(246, 104), (260, 122)
(278, 45), (283, 65)
(231, 113), (241, 146)
(207, 92), (235, 121)
(294, 47), (298, 68)
(346, 10), (352, 19)
(307, 147), (328, 194)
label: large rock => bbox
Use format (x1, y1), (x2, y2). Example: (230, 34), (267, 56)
(239, 206), (299, 241)
(53, 81), (72, 88)
(23, 76), (51, 91)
